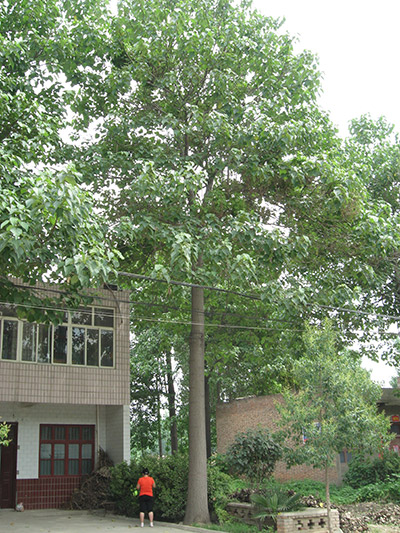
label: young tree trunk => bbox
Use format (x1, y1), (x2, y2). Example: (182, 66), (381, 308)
(165, 350), (178, 454)
(184, 285), (211, 524)
(325, 465), (332, 533)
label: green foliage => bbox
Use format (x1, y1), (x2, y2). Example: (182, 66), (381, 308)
(110, 454), (189, 522)
(344, 450), (400, 488)
(278, 321), (390, 474)
(225, 427), (282, 485)
(110, 454), (237, 523)
(251, 488), (302, 524)
(0, 0), (119, 312)
(207, 461), (237, 523)
(355, 479), (400, 503)
(0, 421), (10, 446)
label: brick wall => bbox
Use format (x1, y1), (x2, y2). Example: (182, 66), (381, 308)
(216, 395), (342, 484)
(16, 477), (81, 509)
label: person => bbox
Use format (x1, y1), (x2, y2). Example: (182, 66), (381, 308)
(136, 467), (156, 528)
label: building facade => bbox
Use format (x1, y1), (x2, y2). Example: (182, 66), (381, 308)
(0, 281), (131, 509)
(216, 394), (350, 484)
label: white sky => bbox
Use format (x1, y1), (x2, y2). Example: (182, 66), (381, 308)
(252, 0), (400, 137)
(252, 0), (400, 385)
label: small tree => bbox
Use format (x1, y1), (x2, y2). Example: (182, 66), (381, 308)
(225, 427), (282, 486)
(0, 421), (10, 446)
(276, 320), (391, 533)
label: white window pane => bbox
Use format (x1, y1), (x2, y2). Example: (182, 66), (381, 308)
(72, 327), (85, 365)
(71, 307), (92, 325)
(22, 322), (36, 362)
(100, 330), (113, 367)
(40, 443), (52, 459)
(69, 444), (79, 459)
(87, 329), (99, 366)
(2, 320), (18, 360)
(82, 444), (92, 459)
(53, 326), (67, 364)
(54, 444), (65, 459)
(94, 308), (114, 328)
(37, 324), (51, 363)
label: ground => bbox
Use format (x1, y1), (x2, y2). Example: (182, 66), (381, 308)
(338, 503), (400, 532)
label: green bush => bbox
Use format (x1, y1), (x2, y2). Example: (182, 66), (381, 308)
(282, 479), (359, 505)
(344, 450), (400, 488)
(110, 454), (239, 524)
(207, 461), (237, 523)
(109, 453), (189, 522)
(356, 479), (400, 503)
(225, 427), (282, 485)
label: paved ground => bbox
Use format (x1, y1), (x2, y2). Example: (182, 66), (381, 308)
(0, 509), (225, 533)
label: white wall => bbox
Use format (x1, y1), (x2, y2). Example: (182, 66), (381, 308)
(0, 402), (102, 479)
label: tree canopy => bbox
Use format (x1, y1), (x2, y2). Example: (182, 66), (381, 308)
(277, 320), (391, 532)
(0, 0), (119, 318)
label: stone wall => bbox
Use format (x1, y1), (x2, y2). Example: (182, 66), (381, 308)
(277, 509), (340, 533)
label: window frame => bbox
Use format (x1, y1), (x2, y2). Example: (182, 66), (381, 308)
(0, 306), (115, 368)
(39, 424), (95, 478)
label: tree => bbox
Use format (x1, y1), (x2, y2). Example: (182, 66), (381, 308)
(0, 0), (118, 317)
(276, 320), (391, 533)
(0, 421), (10, 446)
(63, 0), (361, 523)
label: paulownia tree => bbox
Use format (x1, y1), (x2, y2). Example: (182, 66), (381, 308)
(62, 0), (367, 523)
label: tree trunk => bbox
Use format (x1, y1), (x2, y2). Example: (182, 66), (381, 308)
(205, 374), (212, 458)
(325, 464), (332, 533)
(184, 285), (211, 524)
(165, 350), (178, 454)
(157, 387), (163, 457)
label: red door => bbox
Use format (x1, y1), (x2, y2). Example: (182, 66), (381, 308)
(0, 422), (18, 508)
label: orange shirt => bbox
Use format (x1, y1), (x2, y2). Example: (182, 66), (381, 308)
(137, 475), (155, 497)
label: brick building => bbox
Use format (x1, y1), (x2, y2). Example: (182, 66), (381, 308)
(217, 394), (371, 484)
(0, 280), (131, 509)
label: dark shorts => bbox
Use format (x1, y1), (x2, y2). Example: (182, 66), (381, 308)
(139, 495), (154, 513)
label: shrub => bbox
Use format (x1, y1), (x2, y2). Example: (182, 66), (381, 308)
(110, 453), (238, 524)
(356, 479), (400, 503)
(344, 450), (400, 488)
(225, 427), (282, 485)
(109, 453), (189, 522)
(207, 461), (237, 523)
(251, 487), (302, 524)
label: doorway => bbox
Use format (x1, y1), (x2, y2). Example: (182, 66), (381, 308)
(0, 422), (18, 508)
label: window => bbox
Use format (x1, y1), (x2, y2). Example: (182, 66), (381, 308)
(0, 306), (114, 367)
(39, 425), (94, 477)
(340, 450), (352, 464)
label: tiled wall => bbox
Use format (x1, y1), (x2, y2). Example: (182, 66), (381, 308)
(0, 283), (130, 406)
(1, 403), (102, 479)
(216, 395), (341, 484)
(105, 405), (131, 464)
(16, 477), (81, 509)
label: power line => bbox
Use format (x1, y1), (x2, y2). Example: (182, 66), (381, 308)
(6, 276), (400, 324)
(0, 300), (302, 333)
(116, 270), (260, 300)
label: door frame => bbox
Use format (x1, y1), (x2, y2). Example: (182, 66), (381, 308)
(0, 422), (18, 509)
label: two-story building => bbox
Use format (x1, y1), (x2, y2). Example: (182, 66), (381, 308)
(0, 280), (131, 509)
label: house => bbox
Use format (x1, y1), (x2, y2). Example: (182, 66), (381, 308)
(216, 391), (400, 484)
(0, 279), (131, 509)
